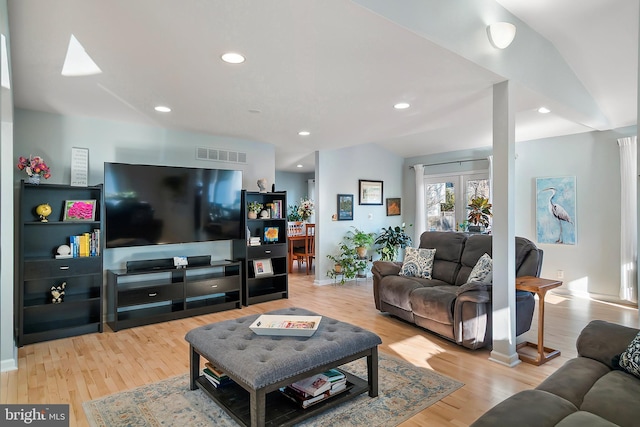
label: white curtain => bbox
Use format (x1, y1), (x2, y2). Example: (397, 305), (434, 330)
(618, 136), (637, 303)
(413, 164), (426, 245)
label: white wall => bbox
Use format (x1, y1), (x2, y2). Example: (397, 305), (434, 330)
(0, 0), (16, 371)
(316, 143), (404, 284)
(275, 170), (315, 217)
(404, 127), (637, 302)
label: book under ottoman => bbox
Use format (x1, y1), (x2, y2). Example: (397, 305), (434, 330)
(185, 307), (382, 427)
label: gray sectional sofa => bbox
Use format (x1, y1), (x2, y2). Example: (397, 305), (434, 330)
(471, 320), (640, 427)
(371, 231), (543, 349)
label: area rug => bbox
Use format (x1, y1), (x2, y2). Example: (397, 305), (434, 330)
(83, 353), (463, 427)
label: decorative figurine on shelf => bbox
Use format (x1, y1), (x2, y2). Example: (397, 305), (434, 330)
(56, 244), (72, 259)
(259, 209), (270, 219)
(50, 282), (66, 304)
(35, 203), (52, 222)
(257, 178), (268, 193)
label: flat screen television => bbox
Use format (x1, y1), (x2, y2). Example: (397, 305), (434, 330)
(104, 162), (243, 248)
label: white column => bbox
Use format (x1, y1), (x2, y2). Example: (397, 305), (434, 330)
(489, 81), (519, 367)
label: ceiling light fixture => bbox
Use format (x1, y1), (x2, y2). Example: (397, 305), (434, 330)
(296, 164), (303, 168)
(394, 102), (410, 110)
(61, 34), (102, 76)
(537, 107), (551, 114)
(487, 22), (516, 49)
(298, 131), (310, 136)
(154, 105), (171, 113)
(221, 52), (245, 64)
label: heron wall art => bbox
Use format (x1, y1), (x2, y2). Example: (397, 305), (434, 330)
(536, 176), (576, 245)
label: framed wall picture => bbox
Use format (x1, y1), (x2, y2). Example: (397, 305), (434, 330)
(337, 194), (354, 221)
(359, 180), (383, 205)
(535, 176), (576, 245)
(63, 200), (97, 221)
(70, 147), (89, 187)
(386, 198), (401, 216)
(264, 226), (279, 243)
(253, 258), (274, 277)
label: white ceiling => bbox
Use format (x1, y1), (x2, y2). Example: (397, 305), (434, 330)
(6, 0), (638, 172)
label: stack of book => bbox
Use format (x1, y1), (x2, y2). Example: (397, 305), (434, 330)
(280, 369), (348, 409)
(249, 236), (261, 246)
(202, 362), (233, 388)
(67, 229), (101, 258)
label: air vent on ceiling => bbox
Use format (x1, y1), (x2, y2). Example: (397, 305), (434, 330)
(196, 147), (247, 164)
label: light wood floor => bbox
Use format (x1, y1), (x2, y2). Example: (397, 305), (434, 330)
(2, 271), (639, 426)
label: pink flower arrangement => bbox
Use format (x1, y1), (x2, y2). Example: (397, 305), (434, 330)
(66, 201), (95, 220)
(17, 155), (51, 179)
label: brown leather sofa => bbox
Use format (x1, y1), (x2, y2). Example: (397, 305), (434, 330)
(371, 231), (543, 349)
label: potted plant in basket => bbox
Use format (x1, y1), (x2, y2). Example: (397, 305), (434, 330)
(247, 201), (263, 219)
(374, 223), (412, 261)
(345, 227), (376, 259)
(467, 197), (492, 232)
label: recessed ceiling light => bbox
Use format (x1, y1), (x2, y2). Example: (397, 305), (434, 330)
(298, 131), (311, 136)
(394, 102), (410, 110)
(154, 105), (171, 113)
(221, 52), (245, 64)
(538, 107), (551, 114)
(248, 109), (261, 114)
(296, 164), (303, 168)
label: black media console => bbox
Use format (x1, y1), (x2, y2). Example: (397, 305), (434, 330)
(106, 258), (242, 331)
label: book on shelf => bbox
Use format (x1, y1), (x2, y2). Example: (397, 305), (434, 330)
(280, 381), (349, 409)
(68, 229), (101, 258)
(290, 373), (331, 397)
(202, 364), (233, 388)
(249, 236), (261, 246)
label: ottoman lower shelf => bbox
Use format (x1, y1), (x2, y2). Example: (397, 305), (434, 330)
(194, 370), (368, 427)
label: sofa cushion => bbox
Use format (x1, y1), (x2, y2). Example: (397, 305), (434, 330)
(400, 247), (436, 279)
(577, 320), (640, 369)
(467, 253), (492, 284)
(469, 390), (577, 427)
(536, 357), (611, 408)
(419, 231), (466, 284)
(555, 411), (619, 427)
(456, 234), (492, 285)
(618, 331), (640, 378)
(409, 285), (458, 324)
(580, 370), (640, 427)
(378, 276), (430, 311)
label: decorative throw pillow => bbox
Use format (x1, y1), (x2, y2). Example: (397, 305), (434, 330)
(399, 248), (436, 279)
(619, 332), (640, 379)
(467, 253), (493, 284)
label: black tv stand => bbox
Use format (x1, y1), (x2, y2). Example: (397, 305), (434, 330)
(107, 260), (241, 331)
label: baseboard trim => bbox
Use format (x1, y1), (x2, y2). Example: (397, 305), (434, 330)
(1, 356), (17, 372)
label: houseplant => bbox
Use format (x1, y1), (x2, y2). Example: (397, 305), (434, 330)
(247, 201), (263, 219)
(374, 223), (412, 261)
(17, 155), (51, 184)
(345, 226), (376, 259)
(326, 242), (368, 285)
(467, 197), (492, 229)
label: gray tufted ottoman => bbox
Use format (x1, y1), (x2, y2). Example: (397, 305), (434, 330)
(185, 307), (382, 427)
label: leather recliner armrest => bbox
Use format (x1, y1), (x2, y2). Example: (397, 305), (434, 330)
(456, 281), (491, 296)
(371, 261), (402, 277)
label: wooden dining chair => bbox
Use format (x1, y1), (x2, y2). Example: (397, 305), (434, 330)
(293, 224), (315, 275)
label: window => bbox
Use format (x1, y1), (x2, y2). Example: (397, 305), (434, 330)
(424, 172), (490, 231)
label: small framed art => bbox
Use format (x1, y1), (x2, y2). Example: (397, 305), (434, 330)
(63, 200), (97, 221)
(337, 194), (353, 221)
(253, 258), (274, 277)
(386, 198), (401, 216)
(264, 226), (279, 243)
(359, 180), (383, 205)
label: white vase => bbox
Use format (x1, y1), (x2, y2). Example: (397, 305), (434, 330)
(27, 174), (41, 185)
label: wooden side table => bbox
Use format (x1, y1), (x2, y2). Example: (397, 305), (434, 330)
(515, 276), (562, 365)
